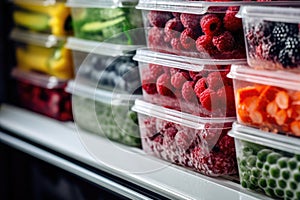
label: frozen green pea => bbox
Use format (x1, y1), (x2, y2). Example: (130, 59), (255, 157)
(251, 168), (260, 178)
(240, 159), (247, 167)
(289, 181), (298, 190)
(247, 156), (257, 167)
(243, 146), (253, 156)
(267, 178), (277, 188)
(286, 190), (294, 198)
(267, 152), (282, 164)
(295, 155), (300, 162)
(263, 171), (269, 177)
(241, 180), (248, 188)
(256, 161), (263, 169)
(264, 188), (275, 197)
(270, 166), (280, 178)
(258, 178), (267, 188)
(294, 173), (300, 182)
(282, 169), (290, 180)
(296, 191), (300, 199)
(278, 179), (287, 189)
(248, 183), (256, 190)
(288, 158), (297, 170)
(264, 164), (270, 171)
(257, 149), (273, 162)
(250, 175), (258, 185)
(277, 157), (288, 168)
(243, 172), (250, 180)
(274, 188), (284, 197)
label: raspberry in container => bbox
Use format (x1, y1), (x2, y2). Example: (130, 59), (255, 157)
(12, 0), (72, 36)
(133, 48), (246, 117)
(66, 80), (141, 147)
(227, 64), (300, 138)
(10, 28), (74, 79)
(229, 122), (300, 200)
(238, 6), (300, 72)
(132, 99), (237, 176)
(136, 0), (300, 59)
(66, 37), (142, 94)
(11, 68), (73, 121)
(66, 0), (144, 44)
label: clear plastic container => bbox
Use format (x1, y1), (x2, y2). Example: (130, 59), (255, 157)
(66, 37), (142, 94)
(66, 0), (143, 44)
(136, 0), (300, 59)
(12, 0), (72, 36)
(227, 64), (300, 138)
(238, 6), (300, 72)
(10, 28), (74, 79)
(133, 48), (246, 117)
(132, 99), (237, 176)
(11, 68), (73, 121)
(66, 80), (141, 147)
(229, 122), (300, 200)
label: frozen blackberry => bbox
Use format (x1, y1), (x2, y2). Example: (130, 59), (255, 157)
(278, 37), (300, 68)
(272, 22), (299, 44)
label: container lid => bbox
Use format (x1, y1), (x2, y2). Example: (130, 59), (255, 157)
(132, 99), (235, 130)
(11, 0), (65, 6)
(133, 48), (246, 72)
(66, 37), (141, 57)
(10, 28), (66, 48)
(65, 80), (141, 105)
(227, 65), (300, 91)
(136, 0), (300, 14)
(228, 122), (300, 155)
(11, 68), (67, 89)
(237, 6), (300, 24)
(66, 0), (138, 8)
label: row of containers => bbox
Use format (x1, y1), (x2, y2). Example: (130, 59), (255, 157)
(9, 0), (300, 199)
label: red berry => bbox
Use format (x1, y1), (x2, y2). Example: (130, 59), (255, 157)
(180, 28), (200, 50)
(194, 78), (208, 98)
(171, 72), (188, 89)
(148, 11), (173, 28)
(181, 81), (197, 102)
(164, 18), (184, 39)
(206, 71), (224, 90)
(217, 86), (236, 115)
(180, 13), (202, 29)
(149, 63), (164, 78)
(170, 37), (183, 51)
(142, 70), (157, 94)
(156, 73), (174, 97)
(189, 71), (203, 81)
(148, 27), (165, 48)
(223, 10), (242, 32)
(175, 130), (194, 151)
(172, 12), (181, 19)
(195, 35), (217, 55)
(200, 14), (221, 36)
(212, 31), (235, 52)
(164, 126), (178, 138)
(199, 88), (218, 111)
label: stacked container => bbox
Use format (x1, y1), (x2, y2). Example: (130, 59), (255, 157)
(10, 0), (74, 121)
(65, 0), (144, 146)
(228, 5), (300, 199)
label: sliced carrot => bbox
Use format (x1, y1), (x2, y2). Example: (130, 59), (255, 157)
(237, 86), (259, 104)
(275, 109), (287, 126)
(266, 101), (278, 117)
(275, 91), (290, 110)
(290, 121), (300, 136)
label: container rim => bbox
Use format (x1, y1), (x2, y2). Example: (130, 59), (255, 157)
(132, 99), (236, 130)
(133, 48), (246, 72)
(10, 28), (66, 48)
(66, 0), (138, 8)
(136, 0), (300, 14)
(11, 68), (67, 89)
(66, 37), (141, 57)
(11, 0), (64, 6)
(237, 5), (300, 23)
(66, 80), (141, 104)
(228, 122), (300, 155)
(227, 65), (300, 91)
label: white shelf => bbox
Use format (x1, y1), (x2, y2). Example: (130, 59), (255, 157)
(0, 104), (272, 200)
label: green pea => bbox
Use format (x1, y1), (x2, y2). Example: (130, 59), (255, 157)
(288, 158), (298, 170)
(289, 181), (298, 190)
(278, 179), (287, 189)
(256, 161), (264, 169)
(247, 156), (257, 167)
(251, 168), (261, 178)
(294, 173), (300, 182)
(270, 166), (280, 178)
(250, 175), (258, 185)
(286, 190), (294, 198)
(243, 146), (253, 156)
(243, 172), (250, 180)
(241, 180), (248, 188)
(296, 191), (300, 200)
(264, 188), (275, 197)
(295, 155), (300, 162)
(240, 159), (247, 167)
(267, 152), (282, 164)
(267, 178), (277, 188)
(282, 169), (290, 180)
(262, 171), (269, 177)
(257, 149), (273, 162)
(248, 183), (256, 190)
(264, 164), (270, 171)
(258, 178), (267, 188)
(277, 157), (288, 168)
(274, 189), (284, 197)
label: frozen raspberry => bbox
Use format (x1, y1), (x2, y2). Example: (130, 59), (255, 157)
(212, 31), (235, 52)
(200, 14), (221, 36)
(148, 27), (165, 48)
(199, 88), (218, 111)
(195, 35), (218, 55)
(175, 130), (194, 151)
(189, 71), (203, 81)
(172, 12), (181, 19)
(217, 135), (235, 153)
(194, 78), (208, 98)
(228, 6), (239, 12)
(206, 71), (224, 90)
(164, 18), (184, 39)
(170, 38), (183, 51)
(171, 72), (189, 89)
(164, 126), (178, 138)
(181, 81), (197, 102)
(142, 71), (157, 94)
(223, 10), (242, 32)
(169, 68), (179, 76)
(148, 11), (173, 28)
(217, 86), (236, 115)
(180, 13), (202, 29)
(156, 73), (174, 97)
(153, 135), (163, 144)
(149, 63), (164, 78)
(180, 28), (200, 50)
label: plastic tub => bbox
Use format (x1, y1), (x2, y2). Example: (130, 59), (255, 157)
(11, 68), (72, 121)
(238, 6), (300, 72)
(12, 0), (72, 36)
(10, 29), (74, 79)
(229, 122), (300, 199)
(66, 37), (142, 94)
(227, 64), (300, 138)
(66, 0), (143, 44)
(66, 81), (141, 147)
(136, 0), (300, 59)
(133, 48), (246, 117)
(132, 99), (237, 176)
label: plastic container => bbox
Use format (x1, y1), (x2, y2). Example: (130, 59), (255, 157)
(133, 48), (246, 117)
(238, 6), (300, 72)
(12, 0), (72, 36)
(10, 28), (74, 79)
(136, 0), (300, 59)
(66, 37), (142, 94)
(229, 122), (300, 200)
(227, 64), (300, 138)
(11, 68), (72, 121)
(66, 0), (143, 44)
(66, 81), (141, 147)
(132, 99), (237, 176)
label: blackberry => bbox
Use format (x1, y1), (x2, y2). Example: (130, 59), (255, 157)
(272, 22), (299, 44)
(278, 36), (300, 68)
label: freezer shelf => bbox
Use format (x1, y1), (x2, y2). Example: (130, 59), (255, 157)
(0, 104), (271, 200)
